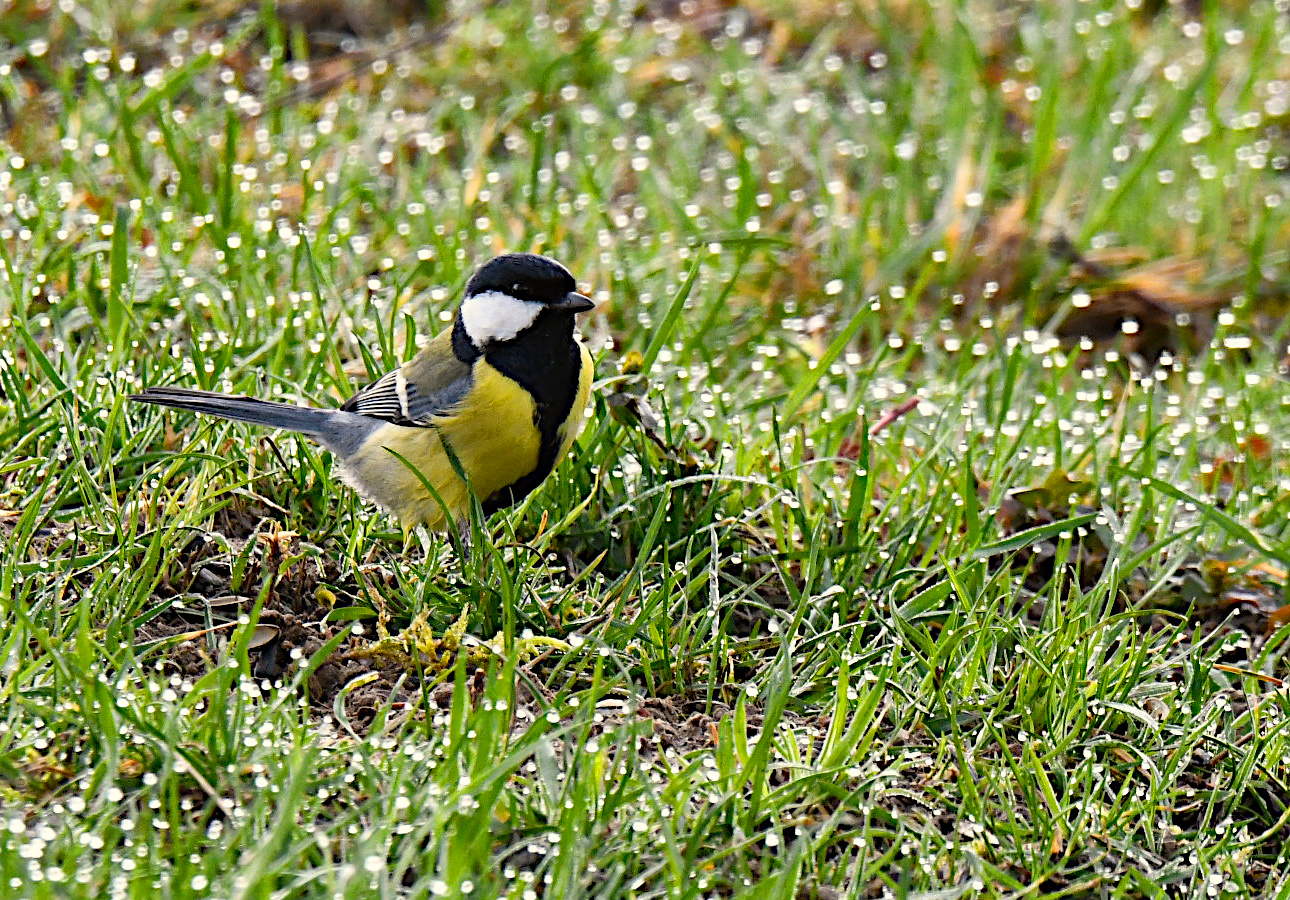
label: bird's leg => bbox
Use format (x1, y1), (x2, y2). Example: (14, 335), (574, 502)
(454, 517), (473, 560)
(401, 523), (439, 566)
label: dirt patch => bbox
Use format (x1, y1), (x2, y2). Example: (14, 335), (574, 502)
(133, 522), (413, 731)
(634, 696), (733, 753)
(129, 519), (588, 736)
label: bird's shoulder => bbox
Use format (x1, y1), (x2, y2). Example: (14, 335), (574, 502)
(341, 328), (474, 426)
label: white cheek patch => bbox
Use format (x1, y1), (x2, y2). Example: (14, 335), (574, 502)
(459, 290), (543, 346)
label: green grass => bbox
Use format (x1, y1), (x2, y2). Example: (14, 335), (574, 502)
(3, 0), (1290, 896)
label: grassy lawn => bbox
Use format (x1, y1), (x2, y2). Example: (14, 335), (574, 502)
(3, 0), (1290, 896)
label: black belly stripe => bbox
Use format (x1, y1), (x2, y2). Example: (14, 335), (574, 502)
(478, 312), (582, 513)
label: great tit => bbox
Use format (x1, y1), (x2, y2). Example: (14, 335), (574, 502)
(132, 253), (596, 533)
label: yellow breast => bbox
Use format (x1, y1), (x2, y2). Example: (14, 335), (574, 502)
(338, 361), (542, 530)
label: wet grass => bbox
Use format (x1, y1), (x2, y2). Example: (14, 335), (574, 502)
(3, 0), (1290, 896)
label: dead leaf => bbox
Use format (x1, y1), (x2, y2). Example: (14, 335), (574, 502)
(1052, 234), (1230, 356)
(1212, 663), (1284, 686)
(247, 624), (280, 650)
(1267, 605), (1290, 634)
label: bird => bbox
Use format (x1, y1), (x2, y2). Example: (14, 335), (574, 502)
(132, 253), (596, 538)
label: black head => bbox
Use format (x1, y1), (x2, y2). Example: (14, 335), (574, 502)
(465, 253), (581, 305)
(453, 253), (594, 358)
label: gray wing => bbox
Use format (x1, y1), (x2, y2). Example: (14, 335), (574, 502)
(341, 329), (473, 427)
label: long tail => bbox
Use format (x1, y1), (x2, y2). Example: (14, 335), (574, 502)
(131, 387), (379, 457)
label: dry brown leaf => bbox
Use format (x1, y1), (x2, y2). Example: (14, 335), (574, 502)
(1212, 663), (1284, 685)
(163, 421), (183, 452)
(1081, 246), (1151, 268)
(1253, 561), (1287, 582)
(942, 149), (977, 254)
(1267, 606), (1290, 634)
